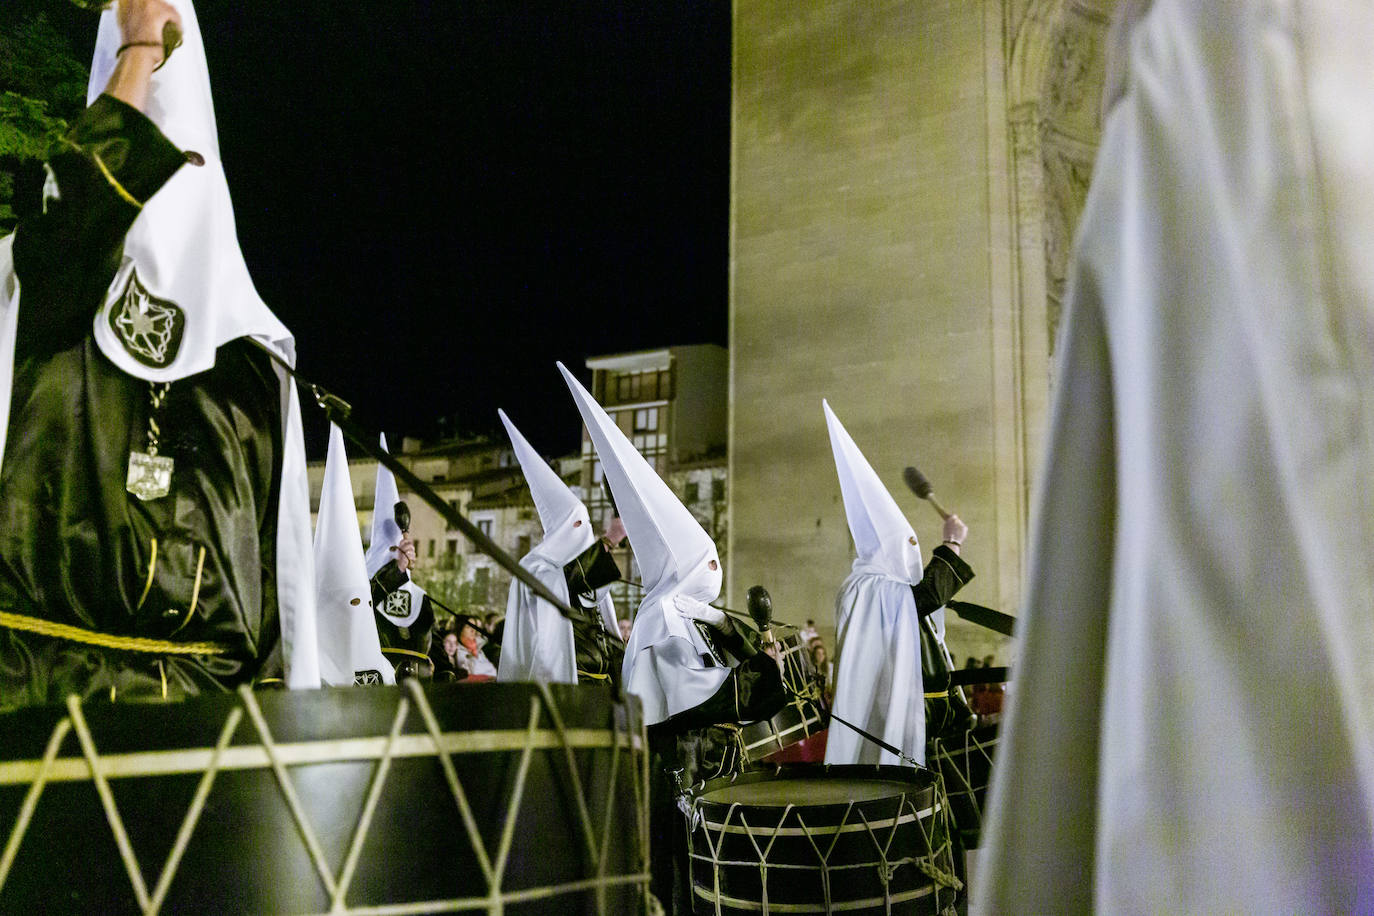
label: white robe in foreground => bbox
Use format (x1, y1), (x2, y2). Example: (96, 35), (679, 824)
(975, 2), (1374, 913)
(499, 553), (617, 685)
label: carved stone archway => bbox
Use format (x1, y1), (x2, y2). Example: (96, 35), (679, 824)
(1009, 0), (1115, 355)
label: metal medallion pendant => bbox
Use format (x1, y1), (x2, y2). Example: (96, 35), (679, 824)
(126, 450), (174, 501)
(398, 626), (411, 640)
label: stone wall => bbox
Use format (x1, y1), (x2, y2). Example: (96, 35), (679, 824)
(729, 0), (1114, 665)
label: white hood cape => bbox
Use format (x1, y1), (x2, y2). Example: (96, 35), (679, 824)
(0, 0), (320, 687)
(975, 2), (1374, 912)
(365, 434), (425, 627)
(314, 425), (394, 686)
(821, 400), (928, 766)
(496, 409), (616, 685)
(559, 362), (729, 725)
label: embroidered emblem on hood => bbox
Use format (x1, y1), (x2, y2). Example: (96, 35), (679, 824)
(383, 589), (412, 619)
(353, 669), (383, 686)
(110, 269), (186, 368)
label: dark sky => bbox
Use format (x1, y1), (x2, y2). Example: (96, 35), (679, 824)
(41, 0), (732, 458)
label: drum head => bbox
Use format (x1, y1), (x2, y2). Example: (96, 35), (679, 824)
(691, 763), (938, 811)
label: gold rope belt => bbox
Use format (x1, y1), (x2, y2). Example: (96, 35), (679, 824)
(381, 647), (433, 664)
(0, 610), (229, 656)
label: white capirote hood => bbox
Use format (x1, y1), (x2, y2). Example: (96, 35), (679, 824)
(823, 400), (923, 584)
(499, 409), (595, 566)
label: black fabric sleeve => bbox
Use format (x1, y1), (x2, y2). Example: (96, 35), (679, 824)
(655, 653), (787, 735)
(370, 559), (408, 600)
(911, 544), (975, 616)
(12, 94), (185, 357)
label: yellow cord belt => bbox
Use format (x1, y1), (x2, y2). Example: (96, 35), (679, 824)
(0, 610), (229, 656)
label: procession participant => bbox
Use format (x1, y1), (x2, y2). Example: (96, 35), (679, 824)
(559, 362), (785, 912)
(976, 2), (1374, 912)
(313, 425), (393, 685)
(496, 409), (625, 686)
(0, 0), (321, 709)
(820, 400), (973, 766)
(365, 434), (435, 679)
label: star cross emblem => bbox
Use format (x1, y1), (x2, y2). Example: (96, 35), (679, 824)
(383, 589), (412, 619)
(109, 269), (186, 368)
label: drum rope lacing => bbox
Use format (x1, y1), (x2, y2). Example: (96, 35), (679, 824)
(0, 682), (655, 916)
(687, 775), (965, 912)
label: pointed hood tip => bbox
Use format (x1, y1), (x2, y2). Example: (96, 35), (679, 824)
(559, 364), (718, 600)
(823, 401), (921, 582)
(499, 406), (593, 564)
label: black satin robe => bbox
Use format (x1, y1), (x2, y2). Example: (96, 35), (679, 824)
(0, 96), (283, 710)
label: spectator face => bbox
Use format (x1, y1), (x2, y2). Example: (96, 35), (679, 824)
(442, 633), (459, 657)
(618, 618), (632, 642)
(460, 624), (481, 653)
(812, 645), (827, 665)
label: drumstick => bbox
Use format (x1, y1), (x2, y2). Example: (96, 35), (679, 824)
(902, 466), (952, 520)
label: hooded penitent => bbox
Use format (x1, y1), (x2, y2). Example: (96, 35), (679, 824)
(314, 425), (393, 686)
(0, 0), (320, 688)
(496, 409), (617, 684)
(558, 362), (729, 725)
(821, 399), (927, 766)
(365, 434), (425, 629)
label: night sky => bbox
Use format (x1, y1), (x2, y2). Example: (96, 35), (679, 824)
(32, 0), (732, 458)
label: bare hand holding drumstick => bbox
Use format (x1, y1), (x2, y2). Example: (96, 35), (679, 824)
(105, 0), (182, 111)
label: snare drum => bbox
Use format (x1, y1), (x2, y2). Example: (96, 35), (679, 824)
(738, 696), (828, 764)
(0, 681), (650, 915)
(771, 633), (820, 699)
(685, 765), (960, 914)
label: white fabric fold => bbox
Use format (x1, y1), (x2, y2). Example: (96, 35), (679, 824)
(313, 425), (393, 686)
(976, 2), (1374, 912)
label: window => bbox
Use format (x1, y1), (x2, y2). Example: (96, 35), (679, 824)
(427, 540), (435, 557)
(684, 482), (699, 503)
(711, 479), (725, 501)
(517, 535), (531, 556)
(477, 519), (492, 537)
(446, 539), (458, 554)
(472, 567), (490, 604)
(634, 407), (658, 431)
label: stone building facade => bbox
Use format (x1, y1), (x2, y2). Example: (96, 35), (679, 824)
(729, 0), (1116, 663)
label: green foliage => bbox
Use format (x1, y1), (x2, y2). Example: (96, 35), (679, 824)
(0, 92), (68, 160)
(0, 12), (88, 232)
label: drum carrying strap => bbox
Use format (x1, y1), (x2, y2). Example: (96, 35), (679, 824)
(827, 709), (921, 767)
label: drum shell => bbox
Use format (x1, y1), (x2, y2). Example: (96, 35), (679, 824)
(686, 765), (956, 915)
(738, 697), (828, 764)
(928, 722), (999, 842)
(0, 683), (648, 915)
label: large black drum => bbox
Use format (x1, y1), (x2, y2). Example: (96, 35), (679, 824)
(0, 680), (649, 914)
(927, 722), (999, 845)
(685, 765), (960, 915)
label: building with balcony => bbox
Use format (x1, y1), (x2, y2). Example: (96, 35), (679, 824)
(576, 344), (729, 619)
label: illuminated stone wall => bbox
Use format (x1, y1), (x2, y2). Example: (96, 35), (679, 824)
(728, 0), (1115, 663)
